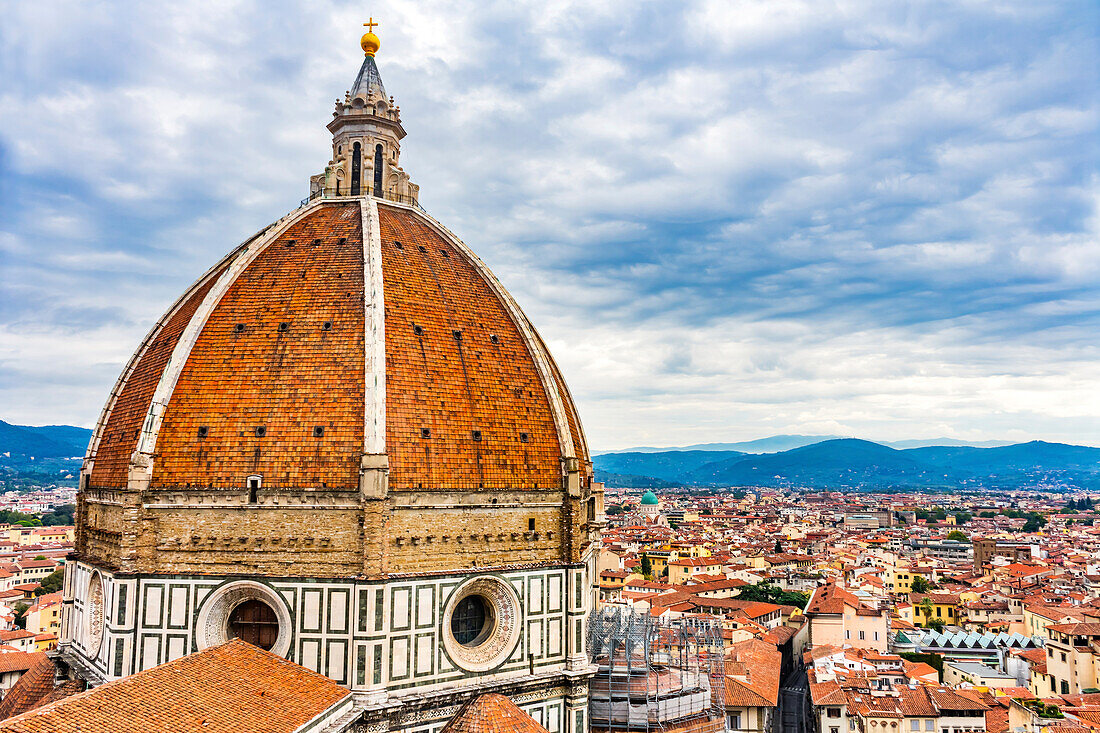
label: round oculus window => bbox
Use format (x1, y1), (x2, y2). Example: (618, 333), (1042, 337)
(227, 599), (279, 651)
(441, 576), (522, 672)
(195, 580), (292, 657)
(451, 595), (492, 647)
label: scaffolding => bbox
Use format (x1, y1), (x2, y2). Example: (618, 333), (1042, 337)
(588, 607), (727, 733)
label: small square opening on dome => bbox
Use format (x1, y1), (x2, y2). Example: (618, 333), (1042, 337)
(197, 426), (209, 439)
(337, 237), (347, 246)
(472, 430), (482, 442)
(452, 330), (462, 341)
(322, 321), (333, 331)
(421, 428), (431, 439)
(519, 432), (529, 443)
(394, 241), (404, 250)
(490, 334), (500, 344)
(278, 322), (289, 332)
(234, 323), (246, 333)
(311, 238), (322, 246)
(254, 426), (267, 438)
(417, 245), (427, 253)
(413, 324), (423, 336)
(313, 426), (325, 438)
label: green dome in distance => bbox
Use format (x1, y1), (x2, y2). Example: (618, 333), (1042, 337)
(640, 491), (659, 506)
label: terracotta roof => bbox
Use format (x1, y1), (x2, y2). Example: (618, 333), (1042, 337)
(805, 583), (879, 615)
(1048, 623), (1100, 635)
(0, 655), (83, 721)
(0, 640), (348, 733)
(0, 652), (44, 675)
(724, 639), (781, 708)
(439, 694), (549, 733)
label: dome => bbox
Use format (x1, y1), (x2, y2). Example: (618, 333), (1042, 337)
(640, 491), (659, 506)
(74, 36), (601, 582)
(85, 200), (589, 493)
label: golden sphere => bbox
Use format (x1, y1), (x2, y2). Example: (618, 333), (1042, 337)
(361, 31), (381, 56)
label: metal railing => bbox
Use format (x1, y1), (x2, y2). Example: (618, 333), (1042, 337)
(299, 189), (425, 213)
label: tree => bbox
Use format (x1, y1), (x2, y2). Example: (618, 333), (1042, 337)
(37, 569), (63, 595)
(946, 531), (969, 543)
(953, 512), (972, 525)
(605, 505), (624, 516)
(917, 596), (934, 624)
(1022, 513), (1047, 533)
(774, 539), (784, 553)
(639, 555), (653, 579)
(911, 576), (932, 594)
(701, 508), (713, 516)
(40, 504), (74, 526)
(13, 603), (28, 630)
(736, 583), (809, 609)
(979, 511), (996, 518)
(927, 617), (947, 633)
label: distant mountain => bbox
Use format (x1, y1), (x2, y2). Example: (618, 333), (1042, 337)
(14, 424), (92, 456)
(0, 420), (88, 458)
(885, 438), (1013, 449)
(594, 471), (678, 489)
(594, 438), (1100, 489)
(689, 439), (955, 486)
(596, 435), (843, 455)
(906, 441), (1100, 474)
(595, 450), (745, 482)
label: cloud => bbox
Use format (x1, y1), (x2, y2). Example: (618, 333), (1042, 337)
(0, 0), (1097, 449)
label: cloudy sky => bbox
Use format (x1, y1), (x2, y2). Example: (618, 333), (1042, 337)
(1, 0), (1098, 450)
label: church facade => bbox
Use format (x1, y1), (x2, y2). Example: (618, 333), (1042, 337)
(58, 25), (603, 733)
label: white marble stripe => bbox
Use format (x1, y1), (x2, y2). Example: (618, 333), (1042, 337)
(128, 199), (333, 481)
(361, 197), (387, 455)
(376, 199), (578, 460)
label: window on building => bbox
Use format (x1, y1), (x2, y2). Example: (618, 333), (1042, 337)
(936, 607), (942, 617)
(1061, 653), (1067, 662)
(859, 630), (865, 640)
(911, 722), (920, 732)
(845, 630), (850, 639)
(874, 631), (880, 641)
(351, 142), (361, 196)
(925, 721), (934, 731)
(373, 144), (384, 197)
(1061, 680), (1070, 694)
(227, 599), (279, 650)
(828, 709), (841, 718)
(729, 713), (741, 730)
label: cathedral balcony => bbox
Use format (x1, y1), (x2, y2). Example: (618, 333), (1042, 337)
(300, 188), (423, 211)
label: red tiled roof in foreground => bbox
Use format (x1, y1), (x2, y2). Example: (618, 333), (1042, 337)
(0, 640), (349, 733)
(440, 694), (550, 733)
(0, 655), (83, 721)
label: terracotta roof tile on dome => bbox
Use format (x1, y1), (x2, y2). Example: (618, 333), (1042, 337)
(0, 640), (348, 733)
(76, 194), (597, 576)
(84, 200), (588, 496)
(152, 204), (367, 489)
(439, 694), (550, 733)
(376, 204), (566, 490)
(88, 262), (228, 487)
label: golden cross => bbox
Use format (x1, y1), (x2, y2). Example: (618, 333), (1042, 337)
(364, 18), (379, 33)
